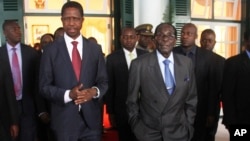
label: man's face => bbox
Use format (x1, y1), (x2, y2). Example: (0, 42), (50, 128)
(155, 24), (176, 58)
(120, 28), (138, 52)
(138, 35), (153, 49)
(61, 7), (83, 39)
(180, 25), (197, 48)
(4, 22), (22, 46)
(200, 33), (216, 51)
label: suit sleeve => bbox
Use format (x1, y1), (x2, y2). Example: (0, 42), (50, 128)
(221, 59), (237, 125)
(207, 54), (224, 117)
(186, 59), (198, 127)
(105, 55), (115, 114)
(126, 59), (141, 129)
(94, 45), (109, 100)
(39, 47), (67, 105)
(5, 68), (19, 125)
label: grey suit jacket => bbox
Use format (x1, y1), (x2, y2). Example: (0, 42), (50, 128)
(126, 51), (197, 141)
(39, 36), (108, 134)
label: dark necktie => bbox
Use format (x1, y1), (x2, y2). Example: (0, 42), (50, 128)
(71, 41), (81, 81)
(187, 52), (195, 66)
(163, 59), (175, 95)
(12, 48), (22, 98)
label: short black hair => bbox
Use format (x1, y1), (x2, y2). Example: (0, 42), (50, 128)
(61, 1), (84, 17)
(201, 29), (216, 37)
(154, 23), (177, 39)
(40, 33), (54, 42)
(2, 20), (17, 31)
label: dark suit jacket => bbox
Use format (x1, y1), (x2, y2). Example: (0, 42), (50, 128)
(222, 51), (250, 126)
(210, 52), (225, 116)
(126, 51), (197, 141)
(39, 36), (108, 134)
(105, 48), (148, 124)
(0, 60), (19, 141)
(173, 46), (221, 128)
(0, 44), (40, 118)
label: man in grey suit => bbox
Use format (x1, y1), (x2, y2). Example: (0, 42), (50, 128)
(126, 23), (197, 141)
(39, 1), (108, 141)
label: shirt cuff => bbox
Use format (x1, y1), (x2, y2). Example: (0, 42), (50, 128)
(38, 112), (47, 117)
(92, 86), (100, 98)
(64, 90), (72, 103)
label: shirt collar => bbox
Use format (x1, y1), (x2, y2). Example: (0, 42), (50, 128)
(157, 50), (174, 64)
(64, 33), (82, 44)
(181, 45), (196, 55)
(7, 42), (21, 51)
(123, 48), (136, 55)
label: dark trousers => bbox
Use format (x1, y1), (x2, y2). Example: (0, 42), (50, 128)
(37, 119), (55, 141)
(115, 114), (137, 141)
(15, 100), (36, 141)
(53, 112), (102, 141)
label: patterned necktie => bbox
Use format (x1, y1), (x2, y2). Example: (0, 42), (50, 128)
(129, 52), (135, 61)
(12, 48), (22, 98)
(71, 41), (81, 81)
(163, 59), (175, 95)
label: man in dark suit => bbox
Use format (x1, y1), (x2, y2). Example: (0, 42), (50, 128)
(0, 20), (41, 141)
(221, 30), (250, 141)
(173, 23), (221, 141)
(126, 23), (197, 141)
(0, 60), (19, 141)
(39, 1), (108, 141)
(105, 27), (148, 141)
(200, 29), (225, 141)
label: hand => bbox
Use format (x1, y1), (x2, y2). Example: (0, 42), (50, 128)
(10, 124), (19, 139)
(74, 88), (97, 105)
(39, 112), (50, 124)
(69, 83), (84, 100)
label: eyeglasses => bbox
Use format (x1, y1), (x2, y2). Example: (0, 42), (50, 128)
(62, 17), (82, 23)
(155, 33), (175, 40)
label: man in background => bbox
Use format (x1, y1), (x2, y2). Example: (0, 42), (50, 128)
(200, 29), (225, 141)
(0, 59), (19, 141)
(221, 30), (250, 141)
(135, 23), (155, 52)
(0, 20), (41, 141)
(105, 27), (148, 141)
(173, 23), (221, 141)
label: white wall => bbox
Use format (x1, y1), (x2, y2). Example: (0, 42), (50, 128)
(134, 0), (169, 32)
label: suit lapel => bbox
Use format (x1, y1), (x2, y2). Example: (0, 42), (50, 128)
(58, 39), (77, 81)
(241, 52), (250, 71)
(0, 45), (13, 74)
(147, 52), (169, 97)
(80, 37), (91, 81)
(173, 54), (186, 94)
(121, 49), (129, 70)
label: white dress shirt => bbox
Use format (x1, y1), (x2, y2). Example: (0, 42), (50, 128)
(156, 50), (176, 84)
(123, 48), (137, 69)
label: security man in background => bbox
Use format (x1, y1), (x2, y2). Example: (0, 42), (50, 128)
(135, 24), (155, 52)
